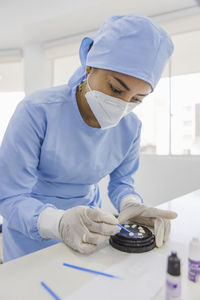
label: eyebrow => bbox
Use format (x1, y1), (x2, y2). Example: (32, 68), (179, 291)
(112, 76), (150, 96)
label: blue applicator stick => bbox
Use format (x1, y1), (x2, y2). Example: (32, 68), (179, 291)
(63, 262), (122, 279)
(41, 281), (62, 300)
(89, 205), (132, 234)
(117, 223), (132, 233)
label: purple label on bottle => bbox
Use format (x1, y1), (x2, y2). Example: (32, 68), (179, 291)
(166, 279), (181, 299)
(188, 258), (200, 283)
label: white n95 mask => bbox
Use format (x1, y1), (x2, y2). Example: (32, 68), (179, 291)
(85, 76), (137, 130)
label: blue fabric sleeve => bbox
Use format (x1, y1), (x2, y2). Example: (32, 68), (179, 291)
(0, 100), (57, 241)
(108, 121), (143, 213)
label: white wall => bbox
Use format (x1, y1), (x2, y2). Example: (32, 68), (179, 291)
(100, 155), (200, 213)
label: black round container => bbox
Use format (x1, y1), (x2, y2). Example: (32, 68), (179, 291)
(109, 223), (155, 253)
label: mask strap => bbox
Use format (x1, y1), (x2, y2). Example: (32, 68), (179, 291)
(86, 72), (92, 92)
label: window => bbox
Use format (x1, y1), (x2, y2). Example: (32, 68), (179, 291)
(134, 75), (171, 155)
(171, 73), (200, 155)
(0, 61), (25, 144)
(53, 54), (80, 86)
(170, 29), (200, 155)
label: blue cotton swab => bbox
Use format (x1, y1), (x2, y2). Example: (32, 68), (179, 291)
(89, 205), (133, 235)
(63, 262), (122, 279)
(41, 281), (62, 300)
(117, 223), (132, 234)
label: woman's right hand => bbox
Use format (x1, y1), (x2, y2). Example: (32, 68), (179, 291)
(58, 206), (120, 254)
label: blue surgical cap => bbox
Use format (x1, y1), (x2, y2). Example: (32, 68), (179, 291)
(68, 14), (174, 91)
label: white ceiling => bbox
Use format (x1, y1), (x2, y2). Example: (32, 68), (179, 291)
(0, 0), (200, 50)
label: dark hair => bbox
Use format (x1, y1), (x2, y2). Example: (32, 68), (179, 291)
(88, 41), (94, 51)
(87, 42), (97, 73)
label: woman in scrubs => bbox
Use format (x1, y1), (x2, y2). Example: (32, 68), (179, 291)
(0, 14), (177, 262)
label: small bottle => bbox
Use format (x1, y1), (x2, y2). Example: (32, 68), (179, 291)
(166, 251), (181, 300)
(188, 237), (200, 283)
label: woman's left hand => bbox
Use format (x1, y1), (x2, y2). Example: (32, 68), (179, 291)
(118, 199), (177, 247)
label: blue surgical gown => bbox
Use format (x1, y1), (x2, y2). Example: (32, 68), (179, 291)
(0, 83), (142, 262)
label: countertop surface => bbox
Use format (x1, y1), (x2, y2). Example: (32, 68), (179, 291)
(0, 190), (200, 300)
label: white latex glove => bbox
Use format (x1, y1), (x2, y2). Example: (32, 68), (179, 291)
(118, 195), (178, 248)
(58, 206), (120, 254)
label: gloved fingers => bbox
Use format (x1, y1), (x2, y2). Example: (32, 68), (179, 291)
(141, 207), (177, 220)
(118, 204), (145, 224)
(87, 222), (121, 236)
(163, 219), (171, 242)
(83, 232), (109, 246)
(119, 202), (177, 225)
(131, 217), (171, 244)
(154, 218), (165, 248)
(78, 242), (97, 254)
(130, 216), (155, 228)
(86, 207), (118, 225)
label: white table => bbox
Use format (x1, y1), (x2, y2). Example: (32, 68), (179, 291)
(0, 190), (200, 300)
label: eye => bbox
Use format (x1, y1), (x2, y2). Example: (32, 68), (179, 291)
(131, 97), (142, 104)
(109, 82), (142, 103)
(109, 83), (123, 94)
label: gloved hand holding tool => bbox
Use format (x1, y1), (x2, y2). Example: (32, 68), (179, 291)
(118, 195), (178, 247)
(38, 205), (120, 254)
(59, 206), (120, 253)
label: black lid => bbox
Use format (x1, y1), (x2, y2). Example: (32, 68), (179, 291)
(109, 223), (155, 253)
(167, 251), (181, 276)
